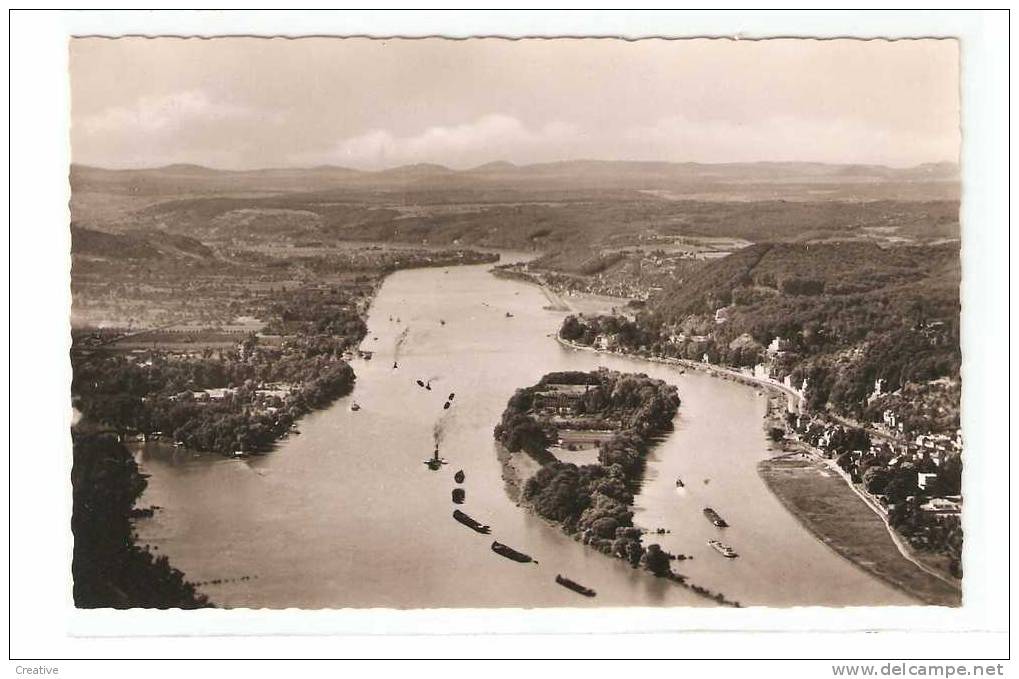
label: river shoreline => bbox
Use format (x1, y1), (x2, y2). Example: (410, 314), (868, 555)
(493, 364), (741, 607)
(132, 256), (916, 608)
(759, 453), (960, 606)
(554, 335), (959, 606)
(496, 442), (741, 607)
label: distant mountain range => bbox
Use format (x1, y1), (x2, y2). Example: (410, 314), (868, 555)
(70, 159), (960, 198)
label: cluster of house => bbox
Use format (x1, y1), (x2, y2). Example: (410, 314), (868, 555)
(789, 415), (962, 516)
(531, 383), (594, 417)
(530, 380), (625, 453)
(166, 382), (295, 410)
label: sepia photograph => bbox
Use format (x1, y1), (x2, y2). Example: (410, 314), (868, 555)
(67, 33), (967, 611)
(6, 8), (1012, 669)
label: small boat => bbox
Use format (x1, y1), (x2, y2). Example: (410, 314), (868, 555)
(440, 319), (446, 326)
(675, 477), (684, 488)
(350, 402), (361, 412)
(424, 457), (448, 470)
(443, 401), (451, 410)
(393, 362), (398, 369)
(448, 393), (455, 401)
(453, 509), (489, 533)
(452, 488), (466, 504)
(454, 469), (465, 484)
(424, 447), (447, 470)
(416, 379), (425, 388)
(703, 507), (729, 528)
(708, 539), (738, 558)
(556, 574), (596, 597)
(233, 450), (246, 458)
(491, 541), (537, 564)
(505, 312), (514, 318)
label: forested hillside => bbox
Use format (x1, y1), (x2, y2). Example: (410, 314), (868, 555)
(562, 241), (961, 427)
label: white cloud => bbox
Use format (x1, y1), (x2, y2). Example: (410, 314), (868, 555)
(73, 90), (287, 168)
(77, 90), (276, 135)
(302, 111), (957, 171)
(322, 114), (583, 169)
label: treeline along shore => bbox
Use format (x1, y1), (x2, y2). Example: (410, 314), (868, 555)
(72, 433), (211, 608)
(70, 242), (498, 607)
(556, 330), (962, 605)
(494, 368), (741, 607)
(72, 247), (498, 457)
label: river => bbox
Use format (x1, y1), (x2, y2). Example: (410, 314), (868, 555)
(133, 258), (916, 608)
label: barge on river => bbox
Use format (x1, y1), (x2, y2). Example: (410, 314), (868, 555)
(703, 507), (729, 527)
(452, 509), (489, 533)
(708, 539), (738, 559)
(555, 574), (596, 597)
(491, 541), (537, 564)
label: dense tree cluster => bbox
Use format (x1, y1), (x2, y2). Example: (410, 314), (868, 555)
(261, 287), (368, 338)
(74, 350), (356, 455)
(72, 434), (210, 608)
(498, 370), (680, 576)
(72, 284), (364, 455)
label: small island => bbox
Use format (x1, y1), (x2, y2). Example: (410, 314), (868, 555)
(494, 368), (739, 606)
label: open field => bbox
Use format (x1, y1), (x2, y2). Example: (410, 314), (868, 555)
(758, 454), (961, 607)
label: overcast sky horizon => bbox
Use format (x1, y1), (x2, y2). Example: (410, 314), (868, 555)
(70, 37), (960, 171)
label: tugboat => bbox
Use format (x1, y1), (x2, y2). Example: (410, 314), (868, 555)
(703, 507), (729, 527)
(424, 446), (448, 471)
(491, 541), (537, 564)
(708, 539), (738, 558)
(454, 469), (465, 484)
(452, 509), (488, 533)
(555, 574), (596, 597)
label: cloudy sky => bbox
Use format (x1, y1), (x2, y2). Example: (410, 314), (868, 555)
(70, 37), (959, 170)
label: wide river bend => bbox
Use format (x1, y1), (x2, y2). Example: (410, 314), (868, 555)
(134, 258), (915, 608)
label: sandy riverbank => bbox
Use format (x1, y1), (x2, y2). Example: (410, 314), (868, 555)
(759, 454), (961, 606)
(489, 267), (630, 316)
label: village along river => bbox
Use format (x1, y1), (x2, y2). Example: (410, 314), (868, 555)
(133, 257), (915, 608)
